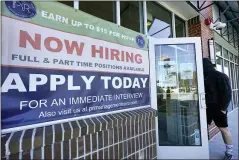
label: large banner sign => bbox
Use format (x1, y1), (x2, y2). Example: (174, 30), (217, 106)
(1, 1), (150, 130)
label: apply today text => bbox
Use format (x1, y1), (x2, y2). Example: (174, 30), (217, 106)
(1, 74), (148, 92)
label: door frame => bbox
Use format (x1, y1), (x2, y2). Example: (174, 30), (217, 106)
(149, 37), (209, 159)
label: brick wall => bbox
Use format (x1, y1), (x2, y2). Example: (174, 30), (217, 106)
(1, 108), (157, 159)
(188, 1), (213, 58)
(187, 2), (219, 140)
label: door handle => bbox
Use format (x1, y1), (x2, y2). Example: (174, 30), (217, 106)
(200, 93), (207, 109)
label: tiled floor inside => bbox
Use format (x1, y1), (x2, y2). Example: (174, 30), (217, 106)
(209, 108), (238, 159)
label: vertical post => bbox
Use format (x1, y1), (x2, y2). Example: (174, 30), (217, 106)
(116, 0), (120, 25)
(143, 1), (148, 35)
(172, 13), (176, 38)
(139, 1), (144, 34)
(185, 21), (189, 37)
(74, 0), (79, 9)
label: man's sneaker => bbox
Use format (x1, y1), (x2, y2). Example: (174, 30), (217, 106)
(223, 152), (233, 160)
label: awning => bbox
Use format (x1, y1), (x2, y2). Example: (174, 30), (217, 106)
(188, 1), (239, 38)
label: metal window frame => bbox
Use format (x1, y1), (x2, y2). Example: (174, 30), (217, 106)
(73, 0), (79, 9)
(74, 0), (187, 38)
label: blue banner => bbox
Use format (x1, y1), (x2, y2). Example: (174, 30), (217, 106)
(1, 66), (150, 129)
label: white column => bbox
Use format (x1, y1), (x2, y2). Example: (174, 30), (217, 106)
(74, 0), (79, 9)
(116, 0), (120, 25)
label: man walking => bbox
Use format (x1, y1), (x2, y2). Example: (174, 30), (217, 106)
(203, 58), (233, 160)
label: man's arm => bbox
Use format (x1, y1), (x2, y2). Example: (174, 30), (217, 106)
(217, 74), (232, 111)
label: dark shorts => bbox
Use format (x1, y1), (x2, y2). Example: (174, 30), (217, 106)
(206, 109), (228, 128)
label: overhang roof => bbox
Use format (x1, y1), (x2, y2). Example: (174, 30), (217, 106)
(215, 1), (239, 33)
(188, 1), (239, 35)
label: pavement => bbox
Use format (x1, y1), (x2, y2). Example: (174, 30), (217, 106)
(209, 108), (238, 159)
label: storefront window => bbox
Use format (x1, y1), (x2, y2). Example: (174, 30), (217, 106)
(224, 60), (229, 77)
(216, 56), (223, 72)
(58, 1), (74, 7)
(120, 1), (144, 33)
(229, 53), (234, 62)
(235, 65), (238, 89)
(175, 16), (186, 37)
(215, 43), (222, 56)
(147, 2), (172, 38)
(79, 1), (116, 23)
(223, 48), (229, 59)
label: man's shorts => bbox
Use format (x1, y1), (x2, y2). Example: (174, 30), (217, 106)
(206, 109), (228, 128)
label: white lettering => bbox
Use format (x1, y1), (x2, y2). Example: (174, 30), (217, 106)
(50, 75), (66, 91)
(41, 10), (48, 18)
(132, 78), (140, 88)
(101, 76), (111, 89)
(81, 76), (95, 90)
(140, 78), (148, 88)
(29, 74), (48, 91)
(112, 77), (122, 89)
(1, 73), (27, 92)
(123, 77), (132, 89)
(68, 75), (80, 90)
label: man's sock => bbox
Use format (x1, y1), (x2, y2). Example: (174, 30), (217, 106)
(226, 144), (233, 155)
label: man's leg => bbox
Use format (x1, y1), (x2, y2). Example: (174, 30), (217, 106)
(218, 127), (233, 145)
(214, 111), (233, 159)
(219, 127), (233, 155)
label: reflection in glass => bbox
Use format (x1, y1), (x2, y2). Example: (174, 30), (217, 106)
(120, 1), (144, 33)
(230, 53), (234, 62)
(224, 61), (229, 77)
(147, 2), (172, 38)
(216, 57), (223, 72)
(215, 44), (222, 56)
(155, 44), (201, 146)
(79, 1), (116, 23)
(223, 49), (229, 59)
(58, 1), (74, 7)
(175, 16), (186, 37)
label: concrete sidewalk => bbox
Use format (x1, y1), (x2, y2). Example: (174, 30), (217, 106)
(209, 108), (238, 159)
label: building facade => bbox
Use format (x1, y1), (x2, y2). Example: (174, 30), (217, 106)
(1, 1), (238, 159)
(58, 0), (239, 141)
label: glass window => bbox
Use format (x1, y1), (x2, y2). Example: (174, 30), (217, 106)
(223, 48), (228, 59)
(235, 65), (238, 89)
(58, 1), (74, 7)
(79, 1), (116, 23)
(216, 56), (223, 72)
(155, 44), (201, 146)
(120, 1), (144, 33)
(235, 91), (238, 109)
(215, 43), (222, 56)
(230, 63), (234, 88)
(229, 53), (234, 62)
(147, 2), (172, 38)
(175, 16), (186, 37)
(224, 60), (229, 77)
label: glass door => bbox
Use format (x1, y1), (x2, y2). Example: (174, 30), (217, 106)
(149, 37), (209, 159)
